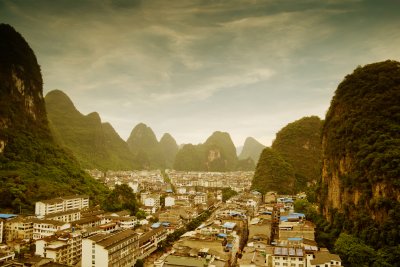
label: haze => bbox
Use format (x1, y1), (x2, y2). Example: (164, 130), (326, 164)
(1, 0), (399, 146)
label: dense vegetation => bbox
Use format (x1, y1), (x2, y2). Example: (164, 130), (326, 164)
(238, 137), (265, 163)
(272, 116), (322, 191)
(173, 131), (251, 171)
(126, 123), (165, 169)
(0, 24), (107, 213)
(222, 187), (238, 202)
(46, 90), (138, 170)
(251, 148), (295, 194)
(102, 184), (138, 215)
(317, 60), (400, 266)
(159, 133), (179, 169)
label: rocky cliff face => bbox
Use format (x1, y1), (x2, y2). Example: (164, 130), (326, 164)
(0, 24), (106, 212)
(0, 24), (49, 153)
(320, 60), (400, 225)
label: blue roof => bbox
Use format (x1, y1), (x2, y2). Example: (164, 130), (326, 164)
(222, 222), (236, 229)
(218, 233), (227, 238)
(280, 216), (288, 222)
(162, 222), (170, 226)
(0, 214), (17, 219)
(226, 243), (233, 248)
(262, 211), (272, 215)
(151, 222), (161, 228)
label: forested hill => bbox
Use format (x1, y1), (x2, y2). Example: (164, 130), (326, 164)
(272, 116), (322, 191)
(238, 137), (265, 162)
(45, 90), (138, 170)
(173, 131), (253, 171)
(317, 60), (400, 266)
(126, 123), (166, 169)
(0, 24), (107, 213)
(159, 133), (179, 169)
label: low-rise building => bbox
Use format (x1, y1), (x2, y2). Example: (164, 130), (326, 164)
(4, 217), (33, 242)
(35, 230), (82, 266)
(272, 247), (305, 267)
(35, 195), (89, 217)
(82, 229), (139, 267)
(308, 251), (342, 267)
(165, 196), (175, 207)
(32, 219), (70, 240)
(193, 193), (207, 205)
(44, 209), (81, 223)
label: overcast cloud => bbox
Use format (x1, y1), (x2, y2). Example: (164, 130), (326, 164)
(1, 0), (400, 146)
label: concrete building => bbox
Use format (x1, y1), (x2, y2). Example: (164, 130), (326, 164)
(308, 251), (342, 267)
(278, 221), (315, 241)
(4, 217), (33, 242)
(32, 219), (71, 240)
(35, 230), (82, 266)
(35, 195), (89, 217)
(165, 196), (175, 207)
(144, 194), (160, 210)
(193, 193), (207, 205)
(82, 229), (139, 267)
(44, 209), (81, 223)
(272, 247), (305, 267)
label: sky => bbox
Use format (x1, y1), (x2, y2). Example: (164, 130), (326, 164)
(1, 0), (400, 147)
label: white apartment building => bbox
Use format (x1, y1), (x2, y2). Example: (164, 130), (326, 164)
(32, 219), (71, 240)
(272, 247), (305, 267)
(45, 209), (81, 223)
(35, 195), (89, 216)
(144, 195), (160, 210)
(35, 230), (82, 266)
(82, 229), (139, 267)
(164, 196), (175, 207)
(194, 193), (207, 205)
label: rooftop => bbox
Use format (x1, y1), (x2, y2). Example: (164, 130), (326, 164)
(164, 255), (207, 267)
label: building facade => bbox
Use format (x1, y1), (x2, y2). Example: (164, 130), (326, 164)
(35, 195), (89, 217)
(82, 229), (139, 267)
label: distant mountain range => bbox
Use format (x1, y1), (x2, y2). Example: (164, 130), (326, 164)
(174, 131), (255, 171)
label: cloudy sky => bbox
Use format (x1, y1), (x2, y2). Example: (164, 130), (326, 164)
(1, 0), (400, 147)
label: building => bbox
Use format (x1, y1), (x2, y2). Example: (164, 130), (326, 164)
(272, 247), (305, 267)
(4, 217), (33, 242)
(32, 219), (71, 240)
(193, 193), (207, 205)
(144, 194), (160, 210)
(308, 251), (342, 267)
(45, 209), (81, 223)
(165, 196), (175, 207)
(278, 221), (315, 241)
(82, 229), (139, 267)
(35, 195), (89, 217)
(35, 230), (82, 266)
(137, 227), (167, 260)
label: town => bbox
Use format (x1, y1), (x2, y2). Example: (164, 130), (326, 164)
(0, 170), (341, 267)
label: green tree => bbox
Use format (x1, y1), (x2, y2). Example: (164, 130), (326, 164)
(334, 233), (376, 267)
(102, 184), (137, 215)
